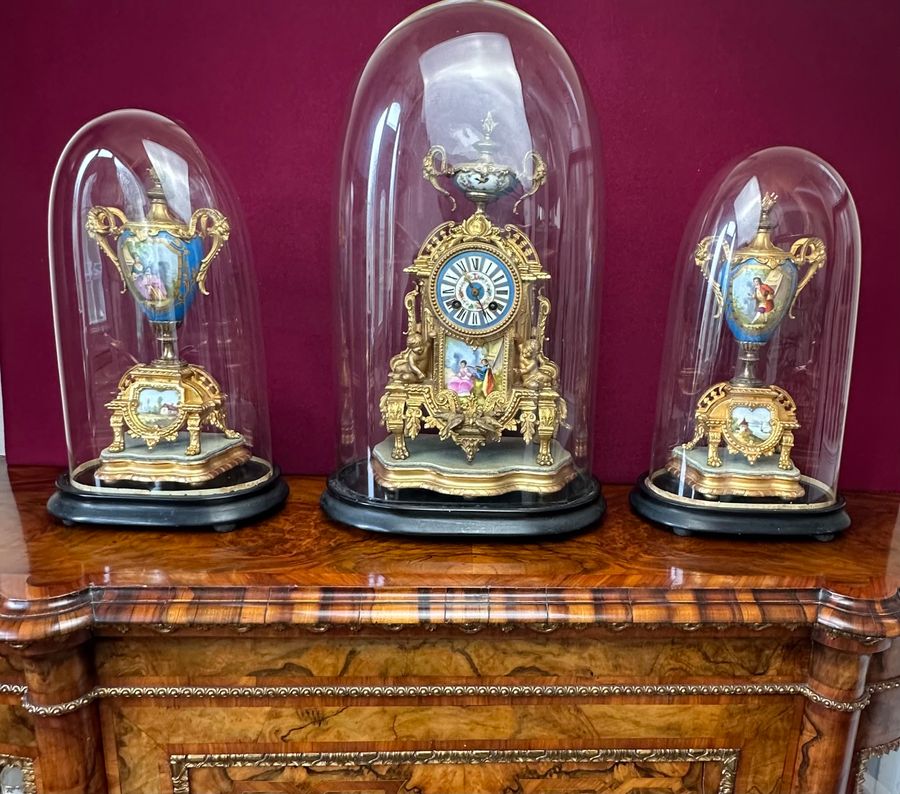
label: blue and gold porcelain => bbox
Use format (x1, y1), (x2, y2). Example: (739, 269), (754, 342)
(86, 169), (228, 325)
(668, 193), (827, 499)
(84, 169), (248, 484)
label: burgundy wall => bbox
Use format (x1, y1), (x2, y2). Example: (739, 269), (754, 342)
(1, 1), (898, 489)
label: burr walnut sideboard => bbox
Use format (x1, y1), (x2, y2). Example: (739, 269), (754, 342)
(0, 466), (898, 794)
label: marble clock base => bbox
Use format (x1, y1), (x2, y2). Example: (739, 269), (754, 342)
(371, 435), (577, 496)
(322, 438), (605, 538)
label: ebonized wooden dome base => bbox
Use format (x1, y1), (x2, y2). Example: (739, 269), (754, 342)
(322, 461), (605, 538)
(47, 467), (289, 532)
(630, 473), (849, 541)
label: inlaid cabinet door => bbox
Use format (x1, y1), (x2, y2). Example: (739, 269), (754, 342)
(94, 632), (803, 794)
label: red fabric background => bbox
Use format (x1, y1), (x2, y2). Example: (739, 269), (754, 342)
(1, 0), (898, 489)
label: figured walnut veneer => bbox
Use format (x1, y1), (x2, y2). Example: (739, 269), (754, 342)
(0, 467), (898, 794)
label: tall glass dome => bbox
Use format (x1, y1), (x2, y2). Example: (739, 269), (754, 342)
(322, 0), (604, 536)
(47, 109), (287, 530)
(632, 147), (860, 539)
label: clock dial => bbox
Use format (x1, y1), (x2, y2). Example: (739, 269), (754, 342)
(433, 249), (517, 334)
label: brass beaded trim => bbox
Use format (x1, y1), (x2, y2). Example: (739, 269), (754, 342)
(17, 679), (877, 717)
(169, 748), (739, 794)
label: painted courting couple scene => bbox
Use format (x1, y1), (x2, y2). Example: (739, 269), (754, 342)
(444, 338), (504, 398)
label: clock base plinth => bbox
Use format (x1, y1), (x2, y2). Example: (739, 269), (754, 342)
(666, 447), (805, 500)
(97, 432), (251, 484)
(372, 435), (576, 496)
(322, 450), (604, 538)
(630, 471), (848, 540)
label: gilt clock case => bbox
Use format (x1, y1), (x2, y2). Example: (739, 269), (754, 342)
(322, 0), (605, 537)
(46, 109), (287, 530)
(631, 146), (861, 540)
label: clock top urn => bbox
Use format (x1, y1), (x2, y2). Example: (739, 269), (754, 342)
(322, 0), (605, 537)
(632, 146), (861, 540)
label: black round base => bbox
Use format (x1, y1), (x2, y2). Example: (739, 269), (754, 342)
(630, 473), (849, 541)
(47, 469), (289, 532)
(322, 467), (605, 538)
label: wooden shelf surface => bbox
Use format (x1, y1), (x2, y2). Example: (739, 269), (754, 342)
(1, 466), (898, 641)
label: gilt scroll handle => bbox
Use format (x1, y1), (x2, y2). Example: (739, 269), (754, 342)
(85, 206), (130, 293)
(513, 150), (547, 215)
(423, 145), (456, 212)
(694, 236), (729, 318)
(788, 236), (826, 319)
(189, 208), (231, 295)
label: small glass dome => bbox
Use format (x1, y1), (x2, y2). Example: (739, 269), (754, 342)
(322, 0), (604, 536)
(633, 146), (860, 539)
(47, 109), (286, 529)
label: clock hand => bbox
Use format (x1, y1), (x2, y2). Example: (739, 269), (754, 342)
(462, 273), (488, 313)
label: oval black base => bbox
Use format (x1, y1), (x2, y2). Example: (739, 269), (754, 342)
(47, 470), (289, 532)
(321, 470), (606, 539)
(630, 473), (849, 541)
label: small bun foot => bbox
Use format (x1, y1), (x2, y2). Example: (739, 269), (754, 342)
(672, 527), (693, 537)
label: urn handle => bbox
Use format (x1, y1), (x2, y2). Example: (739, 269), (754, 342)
(788, 236), (826, 318)
(188, 208), (231, 295)
(694, 236), (731, 317)
(85, 206), (130, 293)
(423, 145), (456, 212)
(513, 150), (547, 215)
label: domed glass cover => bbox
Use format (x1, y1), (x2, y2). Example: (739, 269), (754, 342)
(325, 0), (603, 533)
(639, 146), (860, 532)
(48, 109), (277, 511)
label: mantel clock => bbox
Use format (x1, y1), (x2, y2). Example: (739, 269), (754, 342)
(375, 114), (573, 495)
(632, 146), (860, 539)
(321, 0), (605, 537)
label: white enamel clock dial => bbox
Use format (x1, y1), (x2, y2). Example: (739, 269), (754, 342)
(433, 249), (518, 335)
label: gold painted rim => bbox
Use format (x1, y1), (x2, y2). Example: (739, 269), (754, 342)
(644, 468), (838, 511)
(69, 456), (275, 498)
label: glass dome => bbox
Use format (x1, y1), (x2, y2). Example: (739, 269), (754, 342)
(633, 146), (860, 539)
(322, 0), (604, 536)
(47, 109), (287, 529)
